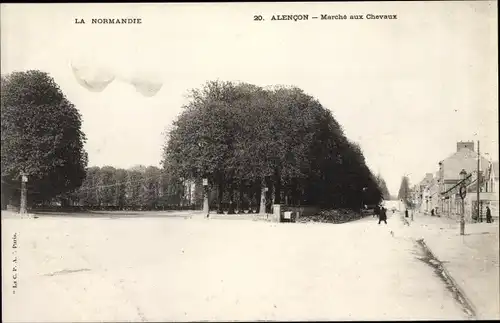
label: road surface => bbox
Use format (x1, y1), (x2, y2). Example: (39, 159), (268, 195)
(2, 211), (469, 321)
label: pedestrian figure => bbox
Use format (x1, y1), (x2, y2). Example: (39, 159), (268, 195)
(405, 209), (409, 218)
(431, 209), (435, 216)
(486, 206), (493, 223)
(378, 207), (387, 224)
(374, 204), (380, 218)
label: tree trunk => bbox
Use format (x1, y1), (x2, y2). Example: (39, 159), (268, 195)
(292, 178), (299, 206)
(250, 180), (257, 213)
(203, 185), (209, 215)
(259, 178), (266, 214)
(217, 181), (224, 214)
(237, 181), (243, 213)
(228, 180), (235, 214)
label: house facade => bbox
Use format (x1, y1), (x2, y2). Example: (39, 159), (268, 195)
(484, 161), (499, 197)
(436, 141), (490, 219)
(416, 141), (497, 221)
(416, 173), (434, 213)
(466, 160), (499, 220)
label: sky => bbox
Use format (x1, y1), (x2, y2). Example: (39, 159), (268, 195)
(1, 2), (498, 196)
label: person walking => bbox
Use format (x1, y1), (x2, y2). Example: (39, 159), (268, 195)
(486, 205), (493, 223)
(405, 209), (409, 218)
(374, 204), (380, 218)
(378, 207), (387, 225)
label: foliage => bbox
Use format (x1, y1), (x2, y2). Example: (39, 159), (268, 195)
(397, 175), (411, 204)
(1, 70), (87, 207)
(297, 209), (366, 224)
(375, 174), (391, 200)
(65, 165), (189, 210)
(162, 80), (383, 211)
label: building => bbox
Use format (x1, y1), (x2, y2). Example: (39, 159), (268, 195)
(484, 161), (499, 196)
(464, 160), (499, 221)
(437, 141), (490, 218)
(428, 173), (440, 214)
(415, 173), (434, 213)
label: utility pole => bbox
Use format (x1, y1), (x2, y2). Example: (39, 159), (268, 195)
(461, 192), (466, 235)
(459, 169), (467, 235)
(477, 140), (481, 222)
(20, 172), (28, 215)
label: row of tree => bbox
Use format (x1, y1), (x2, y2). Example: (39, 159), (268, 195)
(163, 81), (385, 212)
(17, 163), (393, 212)
(2, 71), (390, 212)
(68, 165), (276, 212)
(64, 165), (192, 210)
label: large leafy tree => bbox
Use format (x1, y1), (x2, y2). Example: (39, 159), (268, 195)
(164, 81), (250, 212)
(1, 70), (87, 207)
(163, 80), (383, 211)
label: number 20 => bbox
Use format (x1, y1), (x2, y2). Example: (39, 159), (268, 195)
(254, 15), (263, 21)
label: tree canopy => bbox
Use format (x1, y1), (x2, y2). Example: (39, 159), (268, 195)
(1, 70), (87, 207)
(397, 175), (411, 204)
(68, 165), (189, 210)
(375, 174), (391, 200)
(162, 80), (383, 211)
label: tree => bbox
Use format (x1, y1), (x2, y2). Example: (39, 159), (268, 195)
(141, 166), (161, 209)
(125, 168), (144, 208)
(98, 166), (116, 207)
(162, 80), (383, 212)
(1, 70), (87, 207)
(375, 174), (391, 200)
(398, 176), (411, 205)
(76, 166), (101, 207)
(157, 164), (184, 208)
(163, 81), (257, 213)
(113, 168), (128, 209)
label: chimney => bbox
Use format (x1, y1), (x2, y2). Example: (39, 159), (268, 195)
(457, 141), (474, 152)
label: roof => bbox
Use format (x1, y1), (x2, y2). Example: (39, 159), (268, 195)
(419, 173), (434, 187)
(440, 148), (490, 181)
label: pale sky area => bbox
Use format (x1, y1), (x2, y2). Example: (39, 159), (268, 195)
(1, 2), (498, 196)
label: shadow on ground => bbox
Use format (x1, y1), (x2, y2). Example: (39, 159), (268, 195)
(30, 210), (201, 219)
